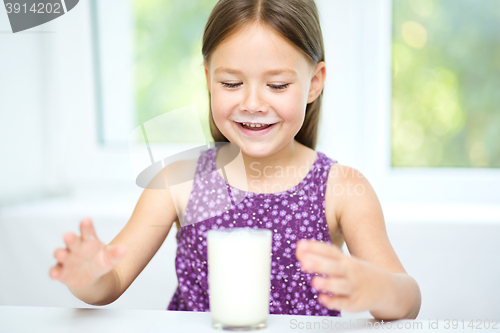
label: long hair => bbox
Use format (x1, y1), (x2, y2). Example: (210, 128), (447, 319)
(202, 0), (325, 150)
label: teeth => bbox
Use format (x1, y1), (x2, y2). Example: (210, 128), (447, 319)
(240, 122), (273, 128)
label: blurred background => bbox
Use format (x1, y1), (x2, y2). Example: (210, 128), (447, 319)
(1, 0), (499, 320)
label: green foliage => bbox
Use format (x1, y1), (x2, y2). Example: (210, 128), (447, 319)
(392, 0), (500, 167)
(134, 0), (218, 143)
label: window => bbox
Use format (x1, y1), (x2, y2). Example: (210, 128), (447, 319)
(316, 0), (500, 208)
(89, 0), (500, 209)
(134, 0), (216, 143)
(392, 0), (500, 168)
(92, 0), (216, 145)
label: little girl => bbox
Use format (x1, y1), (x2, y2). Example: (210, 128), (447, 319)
(49, 0), (421, 320)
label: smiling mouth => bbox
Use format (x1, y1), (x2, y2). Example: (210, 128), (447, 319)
(237, 122), (276, 130)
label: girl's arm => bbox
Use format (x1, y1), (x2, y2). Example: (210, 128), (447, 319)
(296, 164), (421, 320)
(51, 168), (179, 306)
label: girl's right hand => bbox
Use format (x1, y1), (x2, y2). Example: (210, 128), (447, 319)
(49, 217), (127, 290)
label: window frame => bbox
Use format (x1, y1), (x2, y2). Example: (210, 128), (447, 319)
(316, 0), (500, 208)
(86, 0), (500, 208)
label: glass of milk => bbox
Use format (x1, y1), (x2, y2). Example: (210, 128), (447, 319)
(207, 227), (272, 330)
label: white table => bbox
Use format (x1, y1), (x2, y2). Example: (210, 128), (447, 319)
(0, 305), (475, 332)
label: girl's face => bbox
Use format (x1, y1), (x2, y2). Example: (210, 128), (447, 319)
(204, 22), (325, 158)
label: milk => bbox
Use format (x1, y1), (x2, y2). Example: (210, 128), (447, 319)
(207, 228), (272, 329)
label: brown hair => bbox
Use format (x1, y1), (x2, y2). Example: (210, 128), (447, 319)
(202, 0), (325, 150)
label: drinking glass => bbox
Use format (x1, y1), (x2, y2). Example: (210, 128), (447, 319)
(207, 228), (272, 331)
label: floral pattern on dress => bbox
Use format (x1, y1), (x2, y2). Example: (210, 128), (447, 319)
(167, 145), (340, 317)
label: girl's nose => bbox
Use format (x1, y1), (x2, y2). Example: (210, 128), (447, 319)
(240, 86), (269, 113)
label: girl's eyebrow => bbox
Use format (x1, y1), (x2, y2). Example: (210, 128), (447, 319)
(214, 67), (297, 77)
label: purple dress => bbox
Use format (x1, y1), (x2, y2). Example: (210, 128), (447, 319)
(167, 145), (341, 316)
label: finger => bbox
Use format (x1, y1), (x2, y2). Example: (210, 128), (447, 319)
(63, 232), (81, 252)
(49, 263), (63, 279)
(299, 252), (347, 276)
(104, 245), (126, 267)
(296, 239), (343, 259)
(318, 293), (349, 312)
(312, 276), (352, 296)
(296, 239), (319, 263)
(53, 248), (69, 263)
(80, 218), (97, 242)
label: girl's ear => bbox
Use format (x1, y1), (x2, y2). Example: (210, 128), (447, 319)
(307, 61), (326, 104)
(204, 63), (212, 93)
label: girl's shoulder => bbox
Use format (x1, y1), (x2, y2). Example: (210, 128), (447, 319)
(321, 155), (379, 247)
(312, 148), (364, 185)
(325, 159), (369, 194)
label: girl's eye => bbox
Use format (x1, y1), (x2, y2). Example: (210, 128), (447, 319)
(269, 83), (289, 91)
(221, 82), (242, 89)
(221, 82), (290, 91)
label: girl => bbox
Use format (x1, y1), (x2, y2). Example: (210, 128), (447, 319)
(49, 0), (421, 320)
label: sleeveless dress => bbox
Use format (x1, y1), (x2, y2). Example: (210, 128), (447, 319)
(167, 145), (341, 316)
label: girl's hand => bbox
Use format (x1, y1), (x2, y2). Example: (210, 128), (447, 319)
(295, 239), (392, 313)
(49, 218), (127, 290)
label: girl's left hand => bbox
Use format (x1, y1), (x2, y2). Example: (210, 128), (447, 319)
(295, 239), (392, 313)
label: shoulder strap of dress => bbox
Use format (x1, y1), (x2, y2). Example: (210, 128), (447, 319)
(193, 146), (216, 179)
(313, 152), (337, 188)
(208, 146), (215, 172)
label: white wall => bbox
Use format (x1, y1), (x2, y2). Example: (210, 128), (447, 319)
(0, 9), (47, 205)
(387, 222), (500, 319)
